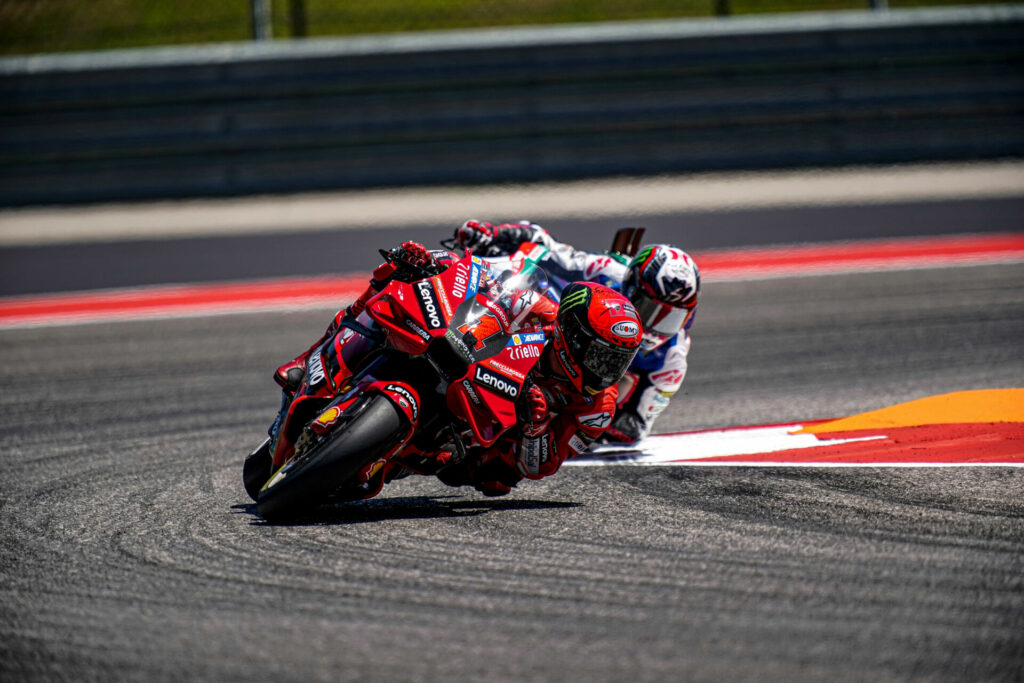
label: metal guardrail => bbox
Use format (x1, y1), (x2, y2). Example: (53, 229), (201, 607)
(1, 7), (1022, 206)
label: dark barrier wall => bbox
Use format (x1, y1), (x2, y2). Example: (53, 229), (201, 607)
(1, 7), (1022, 206)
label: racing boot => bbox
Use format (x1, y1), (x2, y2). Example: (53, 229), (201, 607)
(271, 257), (399, 393)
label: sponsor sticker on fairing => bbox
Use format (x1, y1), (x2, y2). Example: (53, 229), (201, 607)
(474, 365), (520, 400)
(415, 280), (445, 330)
(445, 330), (474, 361)
(385, 384), (419, 422)
(434, 276), (453, 319)
(468, 263), (481, 296)
(483, 298), (510, 330)
(307, 349), (326, 387)
(313, 405), (343, 432)
(407, 319), (432, 342)
(487, 360), (525, 381)
(507, 343), (542, 361)
(507, 331), (545, 346)
(450, 260), (473, 300)
(461, 379), (483, 406)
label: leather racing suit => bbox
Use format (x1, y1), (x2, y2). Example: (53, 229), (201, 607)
(436, 348), (620, 497)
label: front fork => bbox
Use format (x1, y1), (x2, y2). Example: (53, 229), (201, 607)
(268, 315), (386, 467)
(306, 380), (421, 499)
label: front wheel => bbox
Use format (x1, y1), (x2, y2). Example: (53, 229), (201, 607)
(256, 393), (408, 522)
(243, 438), (272, 502)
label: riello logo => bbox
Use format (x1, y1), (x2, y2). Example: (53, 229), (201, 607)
(452, 261), (471, 300)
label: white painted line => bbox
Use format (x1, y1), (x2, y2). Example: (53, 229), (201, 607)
(574, 425), (883, 465)
(581, 461), (1024, 468)
(568, 423), (1023, 467)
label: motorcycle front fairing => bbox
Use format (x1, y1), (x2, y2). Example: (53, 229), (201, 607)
(365, 252), (549, 447)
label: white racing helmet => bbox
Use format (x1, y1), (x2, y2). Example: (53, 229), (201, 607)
(623, 245), (700, 351)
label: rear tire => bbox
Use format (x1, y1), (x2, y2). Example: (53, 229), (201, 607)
(256, 393), (407, 522)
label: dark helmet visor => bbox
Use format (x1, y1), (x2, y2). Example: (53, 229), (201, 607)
(566, 331), (637, 392)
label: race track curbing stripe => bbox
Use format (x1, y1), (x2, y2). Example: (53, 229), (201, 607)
(574, 390), (1024, 467)
(0, 232), (1022, 328)
(800, 389), (1024, 434)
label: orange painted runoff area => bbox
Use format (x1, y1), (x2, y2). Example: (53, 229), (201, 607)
(800, 389), (1024, 435)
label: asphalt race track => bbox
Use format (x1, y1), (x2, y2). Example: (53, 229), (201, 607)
(2, 240), (1023, 681)
(2, 196), (1023, 296)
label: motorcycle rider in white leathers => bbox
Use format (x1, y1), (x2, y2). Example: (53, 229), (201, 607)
(453, 220), (700, 443)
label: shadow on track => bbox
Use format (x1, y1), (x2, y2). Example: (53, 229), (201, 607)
(232, 496), (580, 526)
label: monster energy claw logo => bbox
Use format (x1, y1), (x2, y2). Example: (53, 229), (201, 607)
(631, 246), (654, 268)
(559, 287), (590, 313)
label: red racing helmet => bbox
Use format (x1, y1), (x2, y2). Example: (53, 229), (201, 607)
(624, 245), (700, 351)
(550, 282), (643, 395)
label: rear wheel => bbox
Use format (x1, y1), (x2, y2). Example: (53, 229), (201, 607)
(256, 393), (408, 522)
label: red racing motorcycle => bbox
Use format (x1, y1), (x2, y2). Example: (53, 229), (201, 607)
(243, 248), (554, 521)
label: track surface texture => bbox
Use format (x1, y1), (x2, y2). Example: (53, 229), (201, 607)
(2, 249), (1023, 681)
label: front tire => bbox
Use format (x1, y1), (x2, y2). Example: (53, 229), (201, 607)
(256, 393), (407, 522)
(243, 438), (272, 502)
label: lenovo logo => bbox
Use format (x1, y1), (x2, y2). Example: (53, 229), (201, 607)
(416, 280), (444, 329)
(474, 365), (519, 400)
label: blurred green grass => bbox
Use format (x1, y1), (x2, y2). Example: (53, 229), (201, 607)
(0, 0), (1013, 56)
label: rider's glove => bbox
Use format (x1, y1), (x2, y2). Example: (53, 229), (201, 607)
(517, 383), (551, 438)
(600, 410), (645, 444)
(394, 241), (435, 269)
(389, 241), (445, 282)
(454, 220), (495, 250)
(491, 220), (545, 251)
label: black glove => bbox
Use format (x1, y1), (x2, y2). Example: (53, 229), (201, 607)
(490, 221), (541, 253)
(601, 411), (645, 444)
(436, 447), (520, 496)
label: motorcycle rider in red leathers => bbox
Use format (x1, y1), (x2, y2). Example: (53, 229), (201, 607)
(453, 220), (700, 444)
(270, 240), (643, 498)
(437, 279), (643, 496)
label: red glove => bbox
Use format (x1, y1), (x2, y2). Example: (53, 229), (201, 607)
(454, 220), (495, 250)
(518, 384), (550, 438)
(394, 241), (434, 269)
(491, 221), (544, 250)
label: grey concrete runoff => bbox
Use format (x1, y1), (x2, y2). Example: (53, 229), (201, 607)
(1, 161), (1022, 246)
